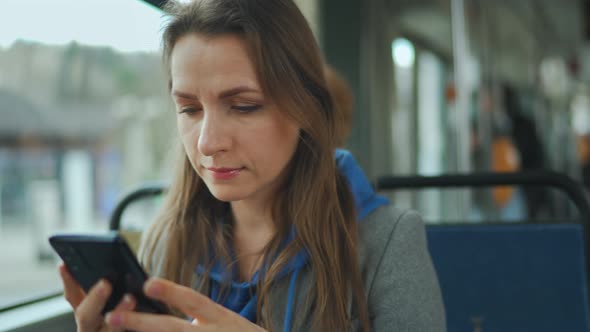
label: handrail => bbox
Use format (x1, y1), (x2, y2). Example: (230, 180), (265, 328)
(375, 170), (590, 223)
(0, 290), (63, 314)
(376, 170), (590, 277)
(110, 171), (590, 230)
(109, 184), (167, 231)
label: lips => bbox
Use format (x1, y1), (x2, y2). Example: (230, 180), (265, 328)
(206, 167), (244, 180)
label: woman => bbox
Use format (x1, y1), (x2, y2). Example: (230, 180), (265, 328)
(59, 0), (445, 331)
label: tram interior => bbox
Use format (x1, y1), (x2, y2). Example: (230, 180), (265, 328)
(2, 0), (590, 331)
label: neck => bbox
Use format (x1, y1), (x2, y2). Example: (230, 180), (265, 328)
(230, 200), (275, 245)
(230, 200), (276, 281)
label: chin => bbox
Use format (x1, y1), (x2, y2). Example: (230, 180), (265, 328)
(207, 187), (249, 202)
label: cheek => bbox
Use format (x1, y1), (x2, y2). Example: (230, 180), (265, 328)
(278, 119), (300, 151)
(177, 117), (201, 161)
(177, 117), (199, 143)
(279, 128), (300, 158)
(262, 120), (300, 166)
(176, 116), (190, 136)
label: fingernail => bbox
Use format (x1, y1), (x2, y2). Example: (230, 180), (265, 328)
(96, 280), (105, 295)
(97, 280), (108, 297)
(106, 312), (122, 326)
(123, 294), (133, 305)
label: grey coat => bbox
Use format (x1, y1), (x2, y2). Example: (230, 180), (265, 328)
(262, 205), (446, 331)
(148, 205), (447, 331)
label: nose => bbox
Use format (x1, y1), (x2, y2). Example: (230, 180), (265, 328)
(197, 108), (231, 157)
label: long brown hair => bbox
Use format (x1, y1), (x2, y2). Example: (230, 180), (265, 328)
(138, 0), (369, 330)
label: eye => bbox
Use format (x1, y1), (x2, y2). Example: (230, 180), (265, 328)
(178, 107), (202, 115)
(232, 104), (262, 113)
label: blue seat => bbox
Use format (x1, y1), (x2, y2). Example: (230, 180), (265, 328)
(427, 223), (590, 332)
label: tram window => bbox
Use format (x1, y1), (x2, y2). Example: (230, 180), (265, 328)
(0, 0), (171, 309)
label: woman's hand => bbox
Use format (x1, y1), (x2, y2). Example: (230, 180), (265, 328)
(58, 264), (137, 332)
(103, 277), (267, 332)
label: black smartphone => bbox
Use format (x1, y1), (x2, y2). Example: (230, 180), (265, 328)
(49, 232), (169, 315)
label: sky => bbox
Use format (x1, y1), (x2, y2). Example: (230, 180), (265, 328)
(0, 0), (165, 53)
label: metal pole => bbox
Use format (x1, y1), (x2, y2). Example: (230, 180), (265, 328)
(0, 176), (3, 232)
(451, 0), (472, 219)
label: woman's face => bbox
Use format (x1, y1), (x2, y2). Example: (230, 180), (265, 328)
(170, 33), (300, 204)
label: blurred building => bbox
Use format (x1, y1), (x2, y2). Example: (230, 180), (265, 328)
(0, 41), (172, 231)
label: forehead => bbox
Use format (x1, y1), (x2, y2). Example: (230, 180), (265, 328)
(169, 33), (260, 91)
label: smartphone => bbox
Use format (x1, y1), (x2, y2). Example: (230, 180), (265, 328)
(49, 232), (169, 315)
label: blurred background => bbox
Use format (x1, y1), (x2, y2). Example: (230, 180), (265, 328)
(0, 0), (171, 307)
(1, 0), (590, 310)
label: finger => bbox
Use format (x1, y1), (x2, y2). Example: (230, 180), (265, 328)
(144, 278), (226, 323)
(104, 311), (192, 332)
(58, 263), (85, 309)
(109, 295), (137, 332)
(113, 294), (136, 312)
(74, 279), (111, 331)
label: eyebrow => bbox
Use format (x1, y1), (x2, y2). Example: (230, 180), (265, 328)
(171, 86), (261, 100)
(171, 90), (198, 100)
(219, 86), (261, 98)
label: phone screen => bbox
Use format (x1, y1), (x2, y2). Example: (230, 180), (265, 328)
(49, 233), (169, 315)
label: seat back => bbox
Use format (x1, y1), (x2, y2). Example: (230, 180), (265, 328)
(376, 171), (590, 331)
(427, 223), (590, 331)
